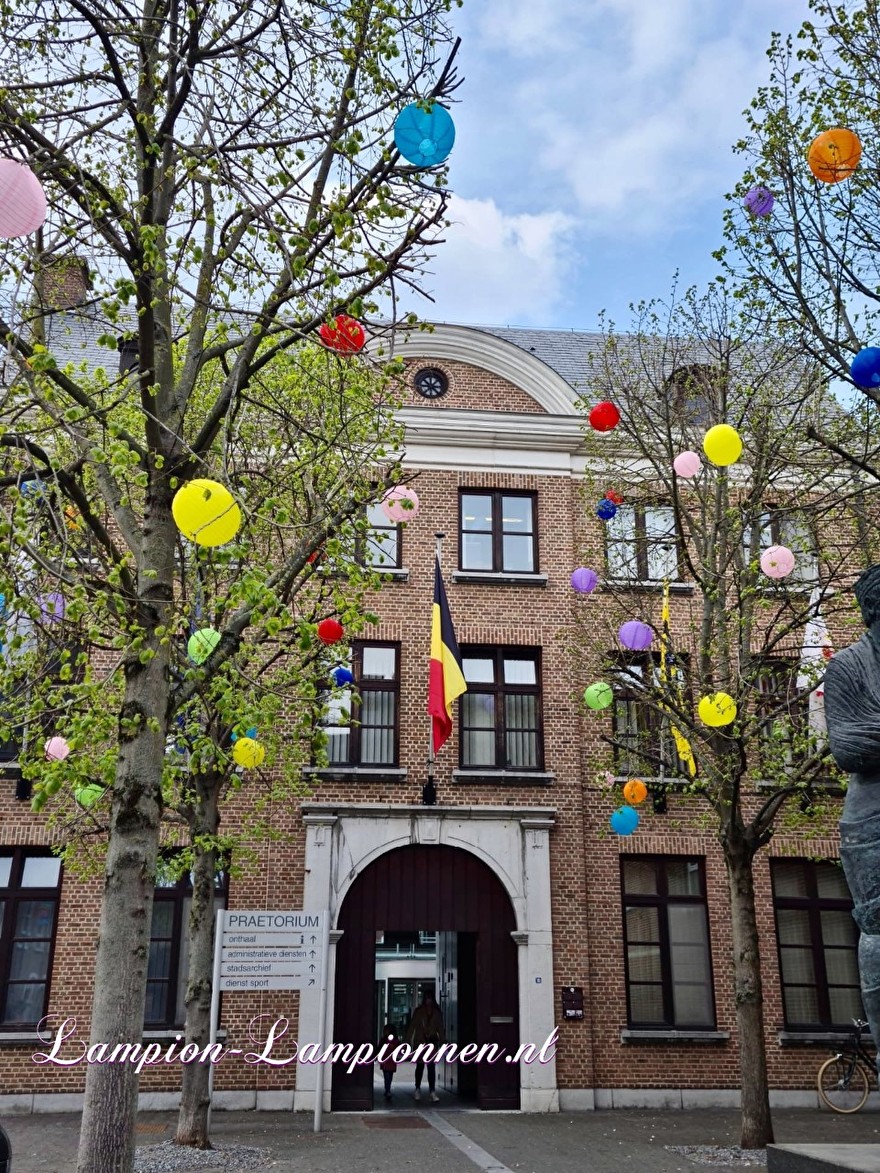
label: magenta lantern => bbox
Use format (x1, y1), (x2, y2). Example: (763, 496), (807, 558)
(571, 567), (598, 594)
(760, 545), (795, 579)
(44, 736), (70, 762)
(619, 620), (654, 651)
(0, 160), (47, 238)
(381, 485), (420, 523)
(673, 450), (702, 478)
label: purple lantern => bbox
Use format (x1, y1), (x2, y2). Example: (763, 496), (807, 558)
(571, 567), (598, 594)
(596, 498), (617, 521)
(40, 591), (65, 624)
(619, 620), (654, 651)
(743, 185), (774, 217)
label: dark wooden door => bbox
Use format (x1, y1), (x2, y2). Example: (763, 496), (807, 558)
(331, 845), (519, 1111)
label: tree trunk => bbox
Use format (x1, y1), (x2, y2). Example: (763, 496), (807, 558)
(175, 779), (221, 1148)
(75, 647), (169, 1173)
(724, 837), (774, 1149)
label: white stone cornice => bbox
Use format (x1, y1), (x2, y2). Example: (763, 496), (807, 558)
(300, 801), (557, 821)
(374, 323), (578, 414)
(396, 407), (585, 453)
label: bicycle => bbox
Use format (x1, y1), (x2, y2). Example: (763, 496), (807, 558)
(817, 1018), (877, 1112)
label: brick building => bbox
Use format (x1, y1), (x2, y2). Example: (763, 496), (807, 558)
(0, 320), (864, 1114)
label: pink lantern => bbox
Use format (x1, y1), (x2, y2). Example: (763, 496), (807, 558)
(760, 545), (795, 579)
(619, 620), (654, 651)
(44, 736), (70, 762)
(673, 451), (702, 478)
(571, 567), (598, 594)
(0, 160), (47, 238)
(381, 486), (420, 523)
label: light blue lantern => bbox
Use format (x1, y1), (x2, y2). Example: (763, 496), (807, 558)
(394, 103), (456, 168)
(610, 806), (640, 836)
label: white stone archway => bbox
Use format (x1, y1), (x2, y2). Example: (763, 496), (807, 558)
(293, 802), (558, 1114)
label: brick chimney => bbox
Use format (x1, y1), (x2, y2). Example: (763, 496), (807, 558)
(38, 257), (91, 310)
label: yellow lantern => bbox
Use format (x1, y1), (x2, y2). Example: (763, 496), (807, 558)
(698, 692), (737, 728)
(702, 424), (742, 467)
(623, 778), (648, 805)
(807, 128), (861, 184)
(172, 479), (241, 547)
(232, 737), (266, 768)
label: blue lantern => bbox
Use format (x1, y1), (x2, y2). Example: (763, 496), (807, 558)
(850, 347), (880, 389)
(20, 478), (45, 498)
(333, 666), (354, 687)
(394, 103), (456, 168)
(610, 806), (640, 836)
(596, 498), (617, 521)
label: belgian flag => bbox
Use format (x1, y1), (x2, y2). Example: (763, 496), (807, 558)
(428, 557), (467, 753)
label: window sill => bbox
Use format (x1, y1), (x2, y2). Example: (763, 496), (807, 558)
(143, 1029), (227, 1043)
(755, 779), (844, 795)
(620, 1029), (730, 1044)
(375, 567), (409, 581)
(0, 1031), (43, 1045)
(452, 769), (555, 786)
(0, 1029), (226, 1045)
(603, 580), (694, 594)
(301, 766), (408, 784)
(451, 571), (548, 587)
(777, 1030), (873, 1048)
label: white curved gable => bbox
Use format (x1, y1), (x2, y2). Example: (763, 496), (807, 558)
(384, 323), (579, 416)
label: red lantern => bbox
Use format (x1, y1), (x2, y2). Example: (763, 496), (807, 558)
(318, 314), (366, 354)
(589, 401), (621, 432)
(317, 618), (344, 645)
(606, 490), (624, 505)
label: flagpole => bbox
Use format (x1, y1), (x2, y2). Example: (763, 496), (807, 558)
(423, 533), (445, 806)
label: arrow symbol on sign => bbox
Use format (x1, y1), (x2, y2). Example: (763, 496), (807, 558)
(309, 949), (316, 957)
(310, 935), (317, 944)
(309, 963), (316, 972)
(308, 978), (316, 986)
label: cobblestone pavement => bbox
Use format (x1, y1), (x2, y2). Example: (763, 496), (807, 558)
(2, 1106), (879, 1173)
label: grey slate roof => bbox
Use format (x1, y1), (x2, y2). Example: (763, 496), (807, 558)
(472, 326), (607, 393)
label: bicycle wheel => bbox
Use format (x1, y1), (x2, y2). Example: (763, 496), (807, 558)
(818, 1055), (870, 1113)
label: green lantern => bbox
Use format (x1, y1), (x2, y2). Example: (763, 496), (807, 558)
(584, 682), (613, 710)
(188, 627), (221, 664)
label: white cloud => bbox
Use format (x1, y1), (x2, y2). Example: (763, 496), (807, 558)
(415, 195), (576, 326)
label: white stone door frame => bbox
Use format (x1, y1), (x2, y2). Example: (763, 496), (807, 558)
(293, 802), (559, 1114)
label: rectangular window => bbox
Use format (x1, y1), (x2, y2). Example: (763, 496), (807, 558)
(771, 859), (863, 1030)
(147, 863), (228, 1029)
(612, 655), (690, 779)
(460, 647), (543, 770)
(0, 850), (62, 1028)
(621, 857), (715, 1029)
(460, 491), (537, 573)
(755, 659), (805, 774)
(743, 510), (818, 584)
(360, 501), (401, 569)
(323, 642), (400, 767)
(606, 505), (679, 582)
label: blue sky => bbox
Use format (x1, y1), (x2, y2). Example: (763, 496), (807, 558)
(415, 0), (815, 331)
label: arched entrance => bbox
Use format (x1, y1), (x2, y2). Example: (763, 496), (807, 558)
(331, 844), (519, 1111)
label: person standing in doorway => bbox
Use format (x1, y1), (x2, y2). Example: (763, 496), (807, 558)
(405, 991), (444, 1102)
(378, 1023), (398, 1101)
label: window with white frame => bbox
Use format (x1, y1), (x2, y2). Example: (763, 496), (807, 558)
(606, 505), (679, 582)
(742, 510), (818, 584)
(322, 642), (400, 767)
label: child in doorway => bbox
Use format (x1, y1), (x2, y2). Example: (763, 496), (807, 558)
(378, 1023), (398, 1101)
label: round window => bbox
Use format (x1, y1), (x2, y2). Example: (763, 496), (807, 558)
(413, 367), (449, 399)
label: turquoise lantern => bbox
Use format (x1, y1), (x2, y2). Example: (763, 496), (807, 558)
(394, 103), (456, 167)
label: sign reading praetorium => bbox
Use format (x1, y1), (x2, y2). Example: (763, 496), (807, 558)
(217, 910), (325, 992)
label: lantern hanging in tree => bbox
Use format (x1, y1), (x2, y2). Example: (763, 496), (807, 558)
(618, 620), (654, 651)
(698, 692), (737, 727)
(605, 489), (624, 505)
(589, 401), (621, 432)
(317, 618), (344, 645)
(596, 498), (617, 521)
(807, 128), (862, 184)
(610, 806), (640, 836)
(172, 479), (241, 547)
(623, 778), (648, 805)
(188, 627), (221, 664)
(570, 567), (598, 594)
(332, 666), (354, 687)
(40, 592), (65, 624)
(44, 736), (70, 761)
(702, 424), (742, 467)
(75, 784), (105, 809)
(673, 451), (702, 478)
(760, 545), (795, 579)
(0, 159), (47, 238)
(850, 347), (880, 389)
(318, 314), (366, 354)
(232, 736), (266, 769)
(394, 102), (456, 167)
(584, 681), (614, 710)
(381, 486), (420, 523)
(743, 185), (774, 217)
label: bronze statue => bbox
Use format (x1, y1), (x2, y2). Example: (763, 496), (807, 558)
(825, 564), (880, 1056)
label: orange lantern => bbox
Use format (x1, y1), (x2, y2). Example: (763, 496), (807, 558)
(807, 129), (861, 184)
(623, 778), (648, 805)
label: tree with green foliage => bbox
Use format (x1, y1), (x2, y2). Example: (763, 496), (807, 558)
(575, 286), (868, 1149)
(718, 0), (880, 477)
(0, 2), (461, 1169)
